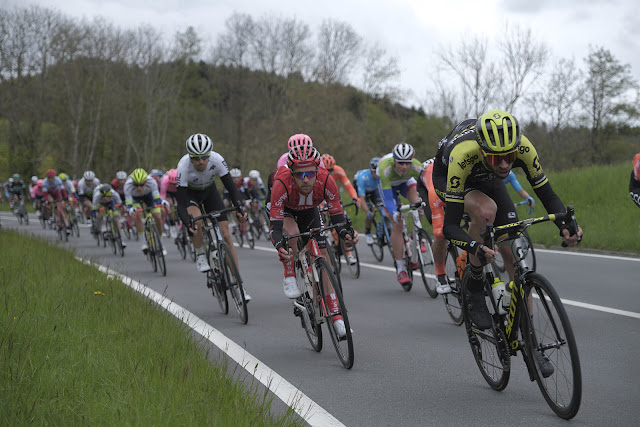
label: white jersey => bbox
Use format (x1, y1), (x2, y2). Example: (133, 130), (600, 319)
(123, 175), (160, 205)
(77, 177), (101, 197)
(176, 152), (229, 190)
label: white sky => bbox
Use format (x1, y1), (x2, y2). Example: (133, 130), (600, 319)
(5, 0), (640, 107)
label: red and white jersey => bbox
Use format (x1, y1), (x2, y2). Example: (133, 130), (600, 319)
(269, 167), (342, 220)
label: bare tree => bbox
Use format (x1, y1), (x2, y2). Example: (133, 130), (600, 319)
(279, 17), (314, 78)
(211, 13), (255, 68)
(313, 19), (361, 85)
(581, 46), (637, 162)
(361, 42), (403, 101)
(499, 23), (550, 111)
(435, 35), (503, 118)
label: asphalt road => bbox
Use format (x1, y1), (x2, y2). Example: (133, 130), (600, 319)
(2, 211), (639, 426)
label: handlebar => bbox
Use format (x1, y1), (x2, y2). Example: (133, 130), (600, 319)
(281, 221), (350, 252)
(399, 201), (425, 211)
(190, 205), (243, 228)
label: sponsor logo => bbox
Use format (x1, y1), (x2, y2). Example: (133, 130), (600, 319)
(275, 192), (287, 207)
(457, 154), (478, 170)
(508, 212), (516, 219)
(449, 176), (461, 189)
(518, 145), (530, 154)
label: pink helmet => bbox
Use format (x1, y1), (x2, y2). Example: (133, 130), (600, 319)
(168, 168), (177, 185)
(36, 179), (43, 186)
(287, 145), (320, 169)
(287, 133), (313, 150)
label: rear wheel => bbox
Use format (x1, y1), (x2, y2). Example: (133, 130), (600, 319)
(220, 242), (248, 324)
(415, 229), (438, 298)
(176, 227), (187, 259)
(208, 244), (229, 314)
(443, 245), (463, 325)
(370, 217), (384, 262)
(325, 240), (342, 294)
(316, 258), (354, 369)
(461, 268), (510, 391)
(340, 238), (360, 279)
(522, 273), (581, 419)
(152, 224), (166, 276)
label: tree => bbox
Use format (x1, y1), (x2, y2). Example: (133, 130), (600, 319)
(361, 42), (403, 102)
(581, 46), (637, 162)
(313, 19), (361, 85)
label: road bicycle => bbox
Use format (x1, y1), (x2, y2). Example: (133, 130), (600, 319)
(282, 222), (354, 369)
(65, 202), (80, 237)
(397, 201), (438, 296)
(247, 197), (270, 240)
(318, 206), (345, 291)
(102, 206), (125, 257)
(12, 196), (29, 226)
(51, 200), (70, 242)
(324, 202), (360, 280)
(141, 207), (166, 276)
(229, 206), (255, 249)
(191, 205), (248, 324)
(369, 203), (393, 262)
(492, 200), (537, 278)
(461, 206), (582, 419)
(174, 220), (195, 261)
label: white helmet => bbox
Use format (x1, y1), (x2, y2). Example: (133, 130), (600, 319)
(186, 133), (213, 156)
(83, 170), (96, 180)
(422, 158), (435, 169)
(392, 143), (415, 161)
(248, 170), (260, 179)
(115, 171), (127, 180)
(31, 175), (38, 183)
(229, 168), (242, 178)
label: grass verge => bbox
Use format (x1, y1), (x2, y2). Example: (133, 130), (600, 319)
(0, 228), (302, 426)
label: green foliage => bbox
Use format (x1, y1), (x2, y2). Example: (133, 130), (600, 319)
(0, 229), (302, 426)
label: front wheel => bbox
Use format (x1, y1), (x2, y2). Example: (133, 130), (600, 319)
(208, 245), (229, 314)
(414, 229), (438, 298)
(219, 242), (248, 324)
(521, 273), (582, 419)
(461, 267), (510, 391)
(443, 245), (463, 325)
(370, 218), (384, 262)
(340, 238), (360, 279)
(316, 258), (354, 369)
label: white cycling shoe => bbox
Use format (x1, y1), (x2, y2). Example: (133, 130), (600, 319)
(283, 276), (302, 299)
(196, 254), (211, 272)
(333, 319), (347, 338)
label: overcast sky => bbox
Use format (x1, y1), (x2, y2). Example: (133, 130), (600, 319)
(6, 0), (640, 107)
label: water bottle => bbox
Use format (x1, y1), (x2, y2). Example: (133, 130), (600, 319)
(491, 277), (507, 315)
(502, 281), (514, 312)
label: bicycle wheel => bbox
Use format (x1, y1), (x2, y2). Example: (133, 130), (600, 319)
(219, 242), (248, 324)
(415, 229), (438, 298)
(175, 227), (187, 259)
(250, 214), (262, 239)
(146, 227), (157, 272)
(382, 216), (394, 261)
(461, 268), (510, 390)
(112, 219), (125, 257)
(522, 230), (537, 271)
(17, 207), (23, 225)
(247, 229), (255, 249)
(233, 223), (243, 247)
(370, 218), (384, 262)
(340, 238), (360, 279)
(152, 224), (166, 276)
(257, 209), (269, 238)
(208, 244), (229, 314)
(316, 258), (354, 369)
(324, 240), (343, 294)
(521, 273), (582, 419)
(294, 260), (323, 352)
(443, 245), (464, 325)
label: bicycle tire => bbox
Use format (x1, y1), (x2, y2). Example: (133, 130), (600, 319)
(316, 257), (354, 369)
(145, 226), (157, 272)
(208, 243), (229, 314)
(324, 239), (343, 294)
(113, 218), (125, 257)
(522, 230), (537, 271)
(461, 267), (511, 391)
(415, 229), (438, 298)
(152, 223), (166, 276)
(247, 229), (255, 249)
(295, 259), (323, 352)
(258, 209), (269, 238)
(234, 224), (243, 247)
(219, 242), (248, 324)
(370, 217), (384, 262)
(382, 215), (394, 262)
(176, 227), (187, 259)
(443, 245), (464, 325)
(340, 238), (360, 279)
(17, 207), (23, 225)
(521, 273), (582, 419)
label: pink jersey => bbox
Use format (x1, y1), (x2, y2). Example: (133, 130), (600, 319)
(160, 169), (178, 200)
(31, 184), (44, 199)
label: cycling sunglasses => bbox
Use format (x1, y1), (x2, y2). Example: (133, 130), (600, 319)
(190, 155), (210, 161)
(292, 170), (317, 180)
(483, 150), (517, 166)
(395, 160), (412, 165)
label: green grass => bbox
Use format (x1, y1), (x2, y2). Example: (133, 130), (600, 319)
(0, 228), (302, 426)
(344, 161), (639, 254)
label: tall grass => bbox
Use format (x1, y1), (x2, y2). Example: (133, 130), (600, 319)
(0, 229), (302, 426)
(345, 161), (639, 254)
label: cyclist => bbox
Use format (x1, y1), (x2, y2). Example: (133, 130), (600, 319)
(630, 152), (640, 208)
(41, 169), (70, 233)
(378, 143), (423, 289)
(353, 156), (383, 245)
(111, 171), (128, 200)
(28, 175), (38, 201)
(92, 184), (125, 246)
(30, 179), (46, 217)
(224, 168), (246, 207)
(77, 170), (101, 220)
(150, 169), (164, 187)
(270, 144), (358, 337)
(59, 173), (79, 210)
(417, 157), (450, 294)
(433, 109), (582, 336)
(160, 168), (178, 225)
(6, 174), (28, 212)
(244, 170), (267, 200)
(505, 171), (536, 210)
(321, 153), (359, 266)
(176, 134), (251, 302)
(124, 168), (166, 255)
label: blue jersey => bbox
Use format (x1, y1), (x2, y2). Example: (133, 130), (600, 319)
(354, 169), (380, 196)
(504, 171), (523, 192)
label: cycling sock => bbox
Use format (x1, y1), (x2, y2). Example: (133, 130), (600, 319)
(283, 259), (295, 277)
(396, 260), (406, 273)
(435, 262), (446, 276)
(195, 245), (204, 255)
(467, 263), (484, 292)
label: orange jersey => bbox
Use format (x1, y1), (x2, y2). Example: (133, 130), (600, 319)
(633, 153), (640, 181)
(329, 165), (357, 200)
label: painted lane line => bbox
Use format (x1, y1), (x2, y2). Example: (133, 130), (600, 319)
(78, 257), (345, 427)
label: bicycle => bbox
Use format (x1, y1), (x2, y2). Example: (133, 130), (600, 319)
(141, 207), (166, 276)
(191, 205), (248, 324)
(51, 200), (69, 242)
(324, 202), (360, 280)
(66, 203), (80, 237)
(247, 197), (270, 239)
(102, 207), (125, 257)
(318, 206), (345, 292)
(369, 203), (393, 262)
(229, 206), (255, 249)
(174, 218), (195, 261)
(397, 201), (438, 296)
(13, 196), (29, 226)
(461, 206), (582, 419)
(492, 200), (537, 278)
(282, 222), (354, 369)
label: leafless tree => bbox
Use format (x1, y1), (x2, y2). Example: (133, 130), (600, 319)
(361, 42), (403, 101)
(211, 13), (255, 69)
(313, 19), (362, 85)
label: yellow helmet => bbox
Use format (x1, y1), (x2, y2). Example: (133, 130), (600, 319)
(59, 173), (68, 181)
(475, 109), (521, 154)
(131, 168), (148, 185)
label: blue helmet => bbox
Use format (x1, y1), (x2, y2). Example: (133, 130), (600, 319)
(370, 157), (380, 170)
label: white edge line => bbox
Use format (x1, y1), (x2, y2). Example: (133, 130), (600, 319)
(535, 247), (640, 262)
(253, 245), (640, 319)
(77, 256), (345, 427)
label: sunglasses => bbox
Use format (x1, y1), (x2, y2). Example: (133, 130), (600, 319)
(134, 183), (145, 187)
(483, 150), (517, 166)
(292, 170), (317, 180)
(190, 155), (210, 161)
(396, 160), (412, 165)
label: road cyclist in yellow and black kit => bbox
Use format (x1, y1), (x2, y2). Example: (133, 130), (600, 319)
(377, 143), (424, 289)
(630, 152), (640, 208)
(124, 168), (166, 255)
(433, 110), (583, 351)
(175, 133), (252, 302)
